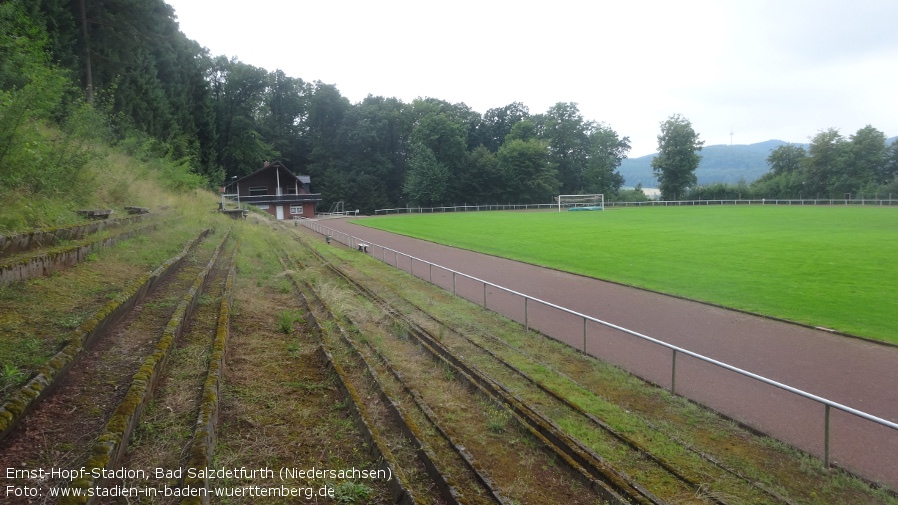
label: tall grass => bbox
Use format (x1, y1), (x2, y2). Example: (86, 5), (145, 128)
(357, 207), (898, 343)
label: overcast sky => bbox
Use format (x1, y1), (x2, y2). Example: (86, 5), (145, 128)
(165, 0), (898, 157)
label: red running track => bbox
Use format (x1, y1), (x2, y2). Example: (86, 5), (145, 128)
(313, 217), (898, 490)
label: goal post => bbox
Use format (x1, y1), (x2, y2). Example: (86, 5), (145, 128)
(556, 194), (604, 212)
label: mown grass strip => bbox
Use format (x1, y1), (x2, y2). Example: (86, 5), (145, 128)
(356, 206), (898, 342)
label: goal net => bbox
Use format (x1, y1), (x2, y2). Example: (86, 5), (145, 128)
(556, 194), (604, 212)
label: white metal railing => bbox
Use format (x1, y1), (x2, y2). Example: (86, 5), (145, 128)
(606, 198), (898, 207)
(375, 198), (898, 214)
(375, 203), (558, 214)
(301, 219), (898, 470)
(317, 210), (360, 219)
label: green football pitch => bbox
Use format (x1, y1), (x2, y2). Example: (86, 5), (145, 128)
(356, 206), (898, 344)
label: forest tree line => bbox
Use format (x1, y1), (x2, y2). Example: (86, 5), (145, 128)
(3, 0), (896, 215)
(686, 126), (898, 201)
(2, 0), (633, 213)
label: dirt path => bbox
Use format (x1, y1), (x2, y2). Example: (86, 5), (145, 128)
(316, 217), (898, 490)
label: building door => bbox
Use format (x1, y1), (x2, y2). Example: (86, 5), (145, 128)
(276, 205), (284, 220)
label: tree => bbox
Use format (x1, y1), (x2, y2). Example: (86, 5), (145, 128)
(766, 144), (807, 176)
(506, 119), (538, 143)
(333, 95), (412, 213)
(410, 108), (468, 203)
(410, 110), (467, 170)
(259, 70), (310, 168)
(583, 125), (629, 195)
(497, 138), (558, 203)
(480, 102), (529, 152)
(403, 143), (449, 207)
(465, 145), (507, 203)
(209, 56), (276, 178)
(539, 102), (591, 193)
(883, 140), (898, 184)
(0, 1), (71, 188)
(804, 128), (848, 197)
(651, 114), (703, 200)
(751, 143), (808, 198)
(849, 125), (887, 185)
(304, 81), (351, 203)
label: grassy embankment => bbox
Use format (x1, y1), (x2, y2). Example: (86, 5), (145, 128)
(356, 207), (898, 343)
(0, 148), (227, 398)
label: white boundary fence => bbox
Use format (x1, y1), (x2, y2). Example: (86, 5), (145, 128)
(300, 218), (898, 475)
(375, 198), (898, 214)
(607, 198), (898, 207)
(375, 203), (555, 214)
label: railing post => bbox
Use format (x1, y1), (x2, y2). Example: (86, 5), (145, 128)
(429, 263), (433, 283)
(824, 404), (831, 468)
(524, 297), (529, 331)
(483, 282), (487, 308)
(452, 272), (456, 295)
(583, 317), (588, 353)
(671, 349), (678, 394)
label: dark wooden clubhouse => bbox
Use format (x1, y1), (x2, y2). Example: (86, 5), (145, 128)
(228, 162), (321, 220)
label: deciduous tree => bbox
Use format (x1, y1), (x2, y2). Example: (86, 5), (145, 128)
(583, 125), (629, 195)
(804, 128), (848, 197)
(651, 114), (703, 200)
(480, 102), (529, 152)
(849, 125), (887, 185)
(403, 143), (449, 207)
(540, 102), (590, 193)
(498, 138), (558, 204)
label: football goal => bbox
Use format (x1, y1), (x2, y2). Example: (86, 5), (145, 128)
(556, 194), (604, 212)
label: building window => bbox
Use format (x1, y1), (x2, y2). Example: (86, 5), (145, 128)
(290, 205), (303, 215)
(248, 186), (268, 196)
(255, 204), (270, 210)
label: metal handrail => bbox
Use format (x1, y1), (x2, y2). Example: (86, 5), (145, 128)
(302, 219), (898, 468)
(374, 198), (898, 214)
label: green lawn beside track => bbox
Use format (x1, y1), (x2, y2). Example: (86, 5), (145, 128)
(355, 206), (898, 343)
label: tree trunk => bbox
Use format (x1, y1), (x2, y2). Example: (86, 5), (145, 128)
(78, 0), (93, 102)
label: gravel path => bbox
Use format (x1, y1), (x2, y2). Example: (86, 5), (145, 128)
(314, 217), (898, 490)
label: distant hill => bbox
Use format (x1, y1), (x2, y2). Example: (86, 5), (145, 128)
(621, 136), (897, 188)
(619, 140), (801, 187)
